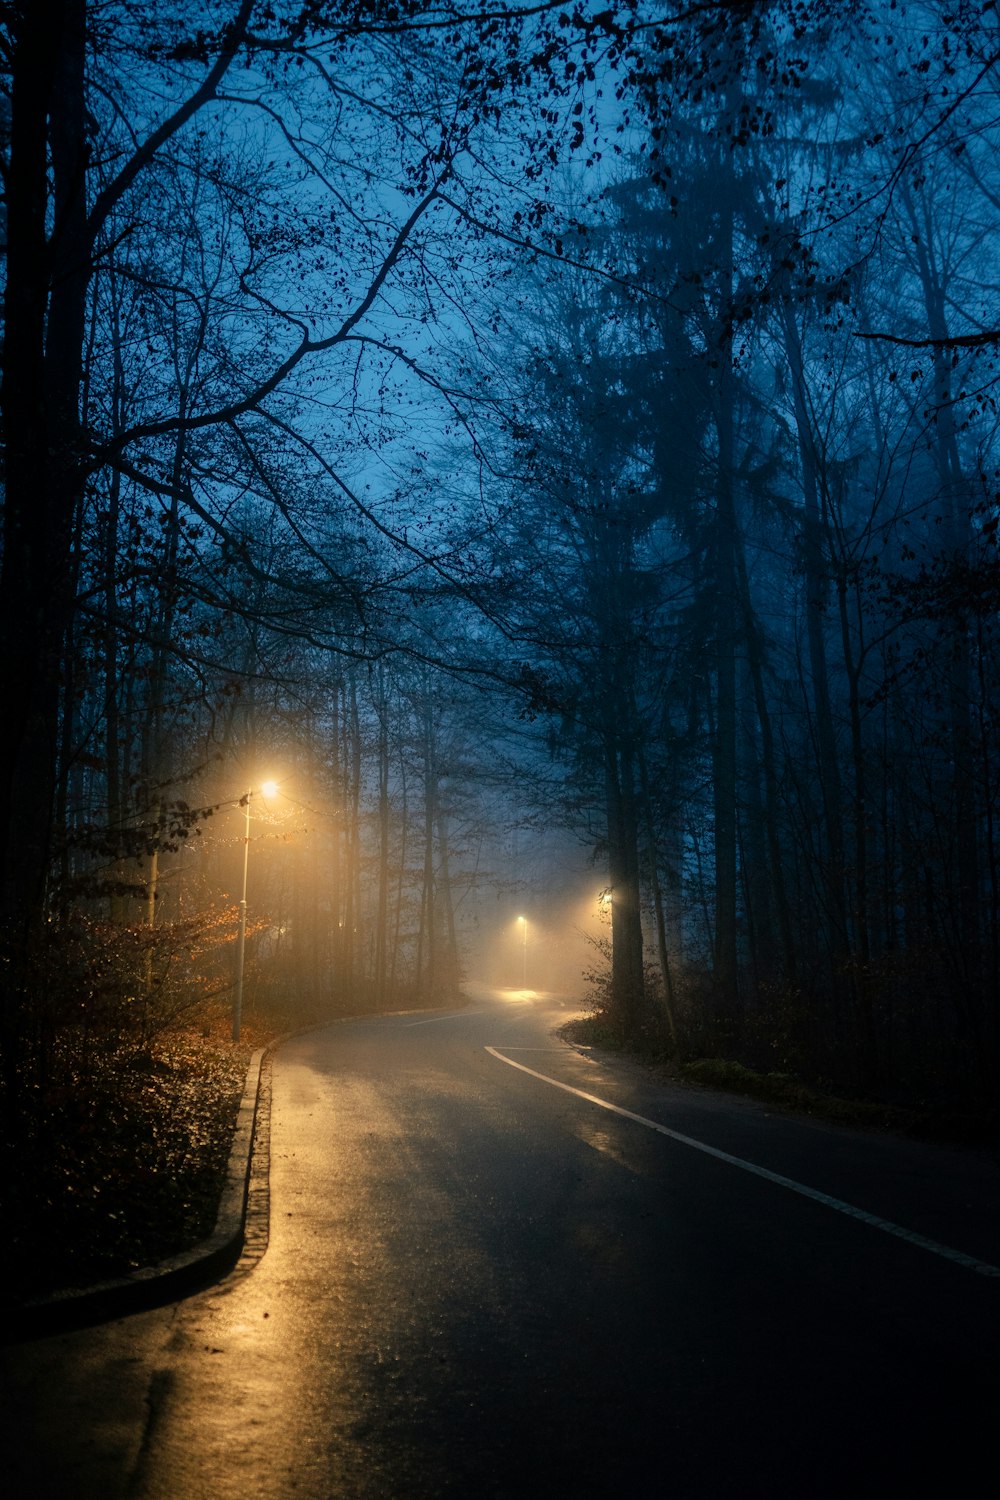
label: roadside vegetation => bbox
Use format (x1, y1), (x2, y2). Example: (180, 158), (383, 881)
(4, 1026), (247, 1301)
(563, 1007), (999, 1147)
(0, 926), (327, 1306)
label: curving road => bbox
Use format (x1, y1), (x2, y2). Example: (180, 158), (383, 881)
(4, 987), (1000, 1497)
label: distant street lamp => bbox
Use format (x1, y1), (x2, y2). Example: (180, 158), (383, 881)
(233, 780), (278, 1042)
(518, 914), (527, 989)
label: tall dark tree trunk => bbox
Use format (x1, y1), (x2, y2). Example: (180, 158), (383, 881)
(635, 739), (678, 1047)
(436, 808), (459, 997)
(140, 419), (188, 936)
(734, 531), (797, 983)
(389, 738), (409, 999)
(416, 695), (437, 1002)
(0, 5), (89, 1109)
(344, 671), (364, 992)
(373, 665), (390, 1010)
(605, 735), (645, 1037)
(0, 3), (88, 941)
(329, 682), (343, 992)
(903, 180), (983, 1066)
(837, 563), (877, 1084)
(712, 183), (739, 1018)
(781, 300), (850, 978)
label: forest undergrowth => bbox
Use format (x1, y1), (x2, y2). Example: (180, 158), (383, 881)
(562, 1005), (1000, 1148)
(0, 1003), (293, 1306)
(0, 968), (452, 1308)
(569, 952), (999, 1146)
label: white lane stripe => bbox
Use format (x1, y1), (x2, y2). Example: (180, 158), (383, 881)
(485, 1046), (1000, 1279)
(406, 1010), (482, 1027)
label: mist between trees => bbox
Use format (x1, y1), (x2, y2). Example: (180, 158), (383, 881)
(2, 1), (1000, 1123)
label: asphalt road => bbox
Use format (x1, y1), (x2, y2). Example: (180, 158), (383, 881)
(4, 987), (1000, 1498)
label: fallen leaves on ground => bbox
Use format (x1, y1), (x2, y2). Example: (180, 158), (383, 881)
(2, 1023), (256, 1303)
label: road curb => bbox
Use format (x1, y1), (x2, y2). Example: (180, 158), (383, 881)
(4, 1004), (467, 1345)
(6, 1047), (268, 1344)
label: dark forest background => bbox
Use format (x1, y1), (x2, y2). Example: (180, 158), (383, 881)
(3, 0), (1000, 1146)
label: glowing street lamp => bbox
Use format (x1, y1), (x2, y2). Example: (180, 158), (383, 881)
(518, 914), (527, 989)
(233, 780), (278, 1042)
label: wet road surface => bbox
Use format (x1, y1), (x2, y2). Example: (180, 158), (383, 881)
(4, 987), (1000, 1497)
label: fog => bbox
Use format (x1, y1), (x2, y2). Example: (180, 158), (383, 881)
(4, 3), (998, 1108)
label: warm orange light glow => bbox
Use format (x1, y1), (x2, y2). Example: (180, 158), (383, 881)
(261, 779), (279, 799)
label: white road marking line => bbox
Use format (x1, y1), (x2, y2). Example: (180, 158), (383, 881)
(484, 1046), (1000, 1279)
(405, 1010), (482, 1026)
(493, 1046), (600, 1065)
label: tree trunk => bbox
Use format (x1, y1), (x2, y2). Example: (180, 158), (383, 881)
(712, 213), (739, 1017)
(0, 5), (89, 1110)
(837, 566), (877, 1084)
(344, 670), (363, 993)
(780, 300), (850, 973)
(373, 665), (390, 1009)
(605, 737), (645, 1037)
(436, 808), (459, 998)
(635, 739), (678, 1047)
(0, 3), (88, 937)
(416, 695), (437, 1002)
(901, 181), (983, 1064)
(734, 528), (797, 982)
(327, 682), (343, 993)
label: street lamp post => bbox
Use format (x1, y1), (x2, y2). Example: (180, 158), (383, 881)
(233, 787), (252, 1042)
(233, 780), (279, 1042)
(518, 914), (527, 989)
